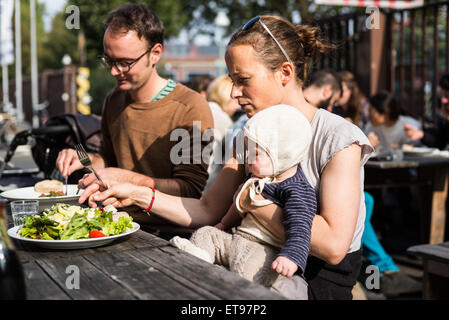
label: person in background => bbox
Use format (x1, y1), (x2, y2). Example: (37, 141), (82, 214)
(363, 90), (423, 297)
(336, 70), (378, 148)
(82, 15), (374, 300)
(56, 3), (214, 235)
(207, 75), (241, 119)
(203, 75), (240, 192)
(365, 90), (422, 156)
(302, 70), (342, 111)
(336, 71), (369, 129)
(405, 73), (449, 150)
(189, 74), (214, 100)
(305, 72), (421, 298)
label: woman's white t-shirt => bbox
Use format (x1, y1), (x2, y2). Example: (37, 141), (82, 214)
(300, 109), (374, 253)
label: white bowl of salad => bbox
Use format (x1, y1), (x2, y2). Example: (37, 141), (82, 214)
(8, 203), (140, 249)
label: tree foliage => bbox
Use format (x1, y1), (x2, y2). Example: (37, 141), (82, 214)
(180, 0), (351, 43)
(64, 0), (191, 68)
(33, 0), (354, 114)
(40, 11), (78, 70)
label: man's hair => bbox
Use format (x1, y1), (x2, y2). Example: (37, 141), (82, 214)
(304, 70), (342, 96)
(104, 3), (164, 46)
(439, 73), (449, 91)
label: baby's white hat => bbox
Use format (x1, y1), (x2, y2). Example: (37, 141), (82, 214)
(242, 104), (312, 176)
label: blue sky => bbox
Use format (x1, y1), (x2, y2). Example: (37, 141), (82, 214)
(39, 0), (67, 31)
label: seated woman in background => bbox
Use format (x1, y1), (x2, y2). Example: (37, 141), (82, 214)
(365, 90), (422, 156)
(364, 90), (423, 297)
(203, 74), (241, 193)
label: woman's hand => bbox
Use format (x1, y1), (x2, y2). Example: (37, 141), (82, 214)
(214, 222), (225, 230)
(78, 167), (134, 189)
(77, 167), (155, 205)
(90, 182), (149, 208)
(272, 256), (298, 278)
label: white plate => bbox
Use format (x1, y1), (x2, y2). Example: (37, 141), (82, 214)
(0, 185), (83, 211)
(7, 222), (140, 249)
(403, 147), (436, 156)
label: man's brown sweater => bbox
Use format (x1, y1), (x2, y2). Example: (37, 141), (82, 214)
(100, 82), (214, 198)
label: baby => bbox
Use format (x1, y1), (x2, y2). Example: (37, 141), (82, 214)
(170, 104), (317, 297)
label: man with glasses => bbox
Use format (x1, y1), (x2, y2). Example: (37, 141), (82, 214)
(57, 3), (213, 234)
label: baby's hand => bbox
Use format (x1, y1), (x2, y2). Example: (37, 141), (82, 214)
(272, 256), (298, 278)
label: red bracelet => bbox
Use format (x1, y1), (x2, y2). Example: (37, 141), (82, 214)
(144, 187), (156, 215)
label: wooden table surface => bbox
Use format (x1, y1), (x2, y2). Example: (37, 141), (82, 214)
(14, 230), (285, 300)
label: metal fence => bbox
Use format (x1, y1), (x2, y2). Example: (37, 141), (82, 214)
(315, 0), (449, 123)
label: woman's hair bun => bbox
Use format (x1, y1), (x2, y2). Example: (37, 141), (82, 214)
(296, 25), (334, 59)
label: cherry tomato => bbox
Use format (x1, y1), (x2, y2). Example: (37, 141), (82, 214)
(89, 230), (106, 238)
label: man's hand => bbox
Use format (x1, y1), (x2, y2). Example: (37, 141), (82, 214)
(56, 148), (83, 178)
(272, 256), (298, 278)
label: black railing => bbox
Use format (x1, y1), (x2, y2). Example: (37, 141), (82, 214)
(314, 1), (449, 124)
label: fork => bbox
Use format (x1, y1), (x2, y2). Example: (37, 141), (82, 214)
(75, 144), (105, 187)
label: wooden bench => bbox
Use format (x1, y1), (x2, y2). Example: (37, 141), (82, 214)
(407, 242), (449, 299)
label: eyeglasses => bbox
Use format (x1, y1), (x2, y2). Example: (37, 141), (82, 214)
(242, 16), (293, 65)
(97, 45), (154, 73)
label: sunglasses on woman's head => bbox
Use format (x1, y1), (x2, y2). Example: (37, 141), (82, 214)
(242, 16), (293, 65)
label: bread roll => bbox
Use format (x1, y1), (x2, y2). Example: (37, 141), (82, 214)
(34, 179), (64, 194)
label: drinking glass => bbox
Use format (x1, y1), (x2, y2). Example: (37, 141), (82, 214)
(10, 200), (39, 226)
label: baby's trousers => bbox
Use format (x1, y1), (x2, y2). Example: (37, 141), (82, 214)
(189, 226), (281, 287)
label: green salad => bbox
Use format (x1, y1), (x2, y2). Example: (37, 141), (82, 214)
(18, 204), (133, 240)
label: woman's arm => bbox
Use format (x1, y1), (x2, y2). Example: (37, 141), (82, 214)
(310, 143), (361, 264)
(215, 202), (244, 230)
(239, 143), (362, 265)
(91, 156), (246, 228)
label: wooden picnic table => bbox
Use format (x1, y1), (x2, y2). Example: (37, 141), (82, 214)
(13, 229), (285, 300)
(365, 156), (449, 244)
